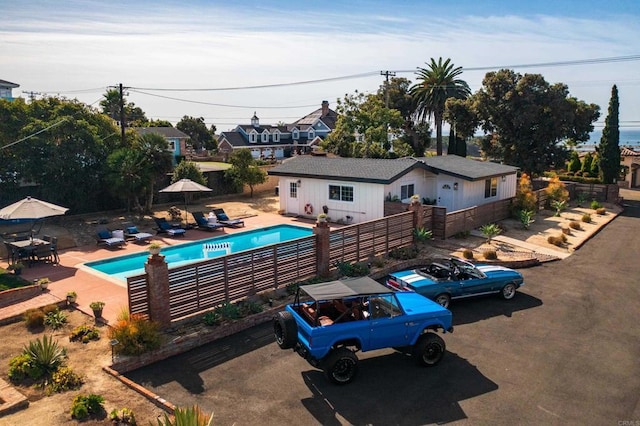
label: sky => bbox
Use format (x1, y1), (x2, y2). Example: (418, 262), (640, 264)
(2, 0), (640, 137)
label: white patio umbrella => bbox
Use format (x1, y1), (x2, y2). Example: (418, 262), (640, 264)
(159, 179), (213, 224)
(0, 196), (69, 239)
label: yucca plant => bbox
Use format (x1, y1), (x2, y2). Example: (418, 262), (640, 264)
(413, 227), (433, 243)
(518, 210), (535, 230)
(156, 405), (213, 426)
(480, 223), (502, 244)
(44, 309), (68, 330)
(551, 200), (567, 217)
(23, 335), (67, 378)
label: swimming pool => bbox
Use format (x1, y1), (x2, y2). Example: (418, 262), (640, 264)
(84, 224), (313, 282)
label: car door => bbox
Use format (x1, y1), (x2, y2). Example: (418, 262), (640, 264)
(457, 265), (493, 296)
(367, 294), (410, 349)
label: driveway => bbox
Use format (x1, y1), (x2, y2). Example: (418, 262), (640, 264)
(125, 193), (640, 425)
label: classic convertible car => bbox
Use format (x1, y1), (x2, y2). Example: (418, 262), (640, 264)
(386, 257), (524, 308)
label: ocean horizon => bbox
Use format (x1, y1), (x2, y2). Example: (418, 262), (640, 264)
(586, 129), (640, 147)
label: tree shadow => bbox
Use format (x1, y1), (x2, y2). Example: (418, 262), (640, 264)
(300, 350), (498, 425)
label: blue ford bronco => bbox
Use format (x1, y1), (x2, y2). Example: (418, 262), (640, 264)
(273, 276), (453, 384)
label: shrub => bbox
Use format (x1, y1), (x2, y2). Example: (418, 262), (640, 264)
(286, 282), (298, 295)
(108, 311), (162, 356)
(547, 235), (564, 247)
(24, 335), (67, 378)
(370, 257), (385, 268)
(462, 249), (474, 260)
(519, 209), (535, 230)
(483, 249), (498, 260)
(335, 261), (370, 277)
(156, 405), (212, 426)
(575, 192), (588, 207)
(70, 394), (105, 420)
(561, 227), (571, 235)
(453, 230), (470, 239)
(202, 311), (222, 326)
(596, 207), (606, 215)
(215, 302), (241, 321)
(569, 221), (582, 230)
(480, 223), (502, 244)
(47, 366), (83, 394)
(44, 309), (68, 330)
(24, 308), (45, 329)
(551, 200), (567, 217)
(545, 176), (569, 204)
(167, 206), (182, 221)
(590, 200), (603, 210)
(513, 173), (537, 212)
(69, 325), (100, 343)
(413, 227), (433, 243)
(109, 408), (137, 425)
(239, 301), (263, 317)
(388, 246), (419, 260)
(8, 354), (37, 382)
(582, 213), (592, 223)
(41, 304), (59, 316)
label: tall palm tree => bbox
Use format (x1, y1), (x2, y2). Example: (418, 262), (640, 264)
(410, 57), (471, 155)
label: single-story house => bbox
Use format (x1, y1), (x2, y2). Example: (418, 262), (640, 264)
(0, 79), (19, 101)
(620, 147), (640, 188)
(133, 127), (190, 163)
(217, 101), (337, 160)
(268, 156), (519, 223)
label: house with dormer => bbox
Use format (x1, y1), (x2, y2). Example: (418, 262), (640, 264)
(217, 101), (337, 160)
(0, 79), (19, 101)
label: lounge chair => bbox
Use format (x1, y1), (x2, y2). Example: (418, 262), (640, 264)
(213, 208), (245, 228)
(153, 217), (186, 237)
(96, 227), (126, 249)
(192, 212), (225, 232)
(123, 223), (154, 243)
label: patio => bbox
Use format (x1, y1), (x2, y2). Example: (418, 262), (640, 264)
(0, 210), (317, 325)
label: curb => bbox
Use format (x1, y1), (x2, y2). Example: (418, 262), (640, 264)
(102, 366), (176, 414)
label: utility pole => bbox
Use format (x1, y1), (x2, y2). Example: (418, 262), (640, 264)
(119, 83), (126, 145)
(380, 70), (396, 108)
(22, 91), (42, 101)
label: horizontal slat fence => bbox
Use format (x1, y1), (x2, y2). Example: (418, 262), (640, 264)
(127, 235), (316, 321)
(328, 212), (414, 267)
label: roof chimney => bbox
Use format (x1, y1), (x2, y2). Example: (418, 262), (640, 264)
(321, 100), (329, 116)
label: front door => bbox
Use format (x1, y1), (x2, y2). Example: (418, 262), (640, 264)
(437, 181), (454, 211)
(286, 180), (300, 215)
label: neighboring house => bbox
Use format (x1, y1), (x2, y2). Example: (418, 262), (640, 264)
(133, 127), (190, 163)
(621, 147), (640, 188)
(0, 79), (19, 100)
(268, 156), (518, 223)
(217, 101), (337, 160)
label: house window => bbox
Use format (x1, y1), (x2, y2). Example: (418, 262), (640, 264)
(484, 177), (498, 198)
(292, 129), (299, 140)
(329, 185), (354, 202)
(400, 184), (415, 200)
(289, 182), (298, 198)
(167, 141), (176, 151)
(308, 129), (315, 139)
(261, 131), (268, 143)
(250, 132), (257, 143)
(274, 132), (280, 142)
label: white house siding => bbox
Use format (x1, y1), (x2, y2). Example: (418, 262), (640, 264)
(446, 174), (517, 212)
(278, 177), (384, 223)
(383, 169), (436, 203)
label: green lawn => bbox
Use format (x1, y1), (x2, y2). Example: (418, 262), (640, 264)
(0, 269), (29, 291)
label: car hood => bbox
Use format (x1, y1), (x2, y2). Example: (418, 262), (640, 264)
(396, 292), (452, 317)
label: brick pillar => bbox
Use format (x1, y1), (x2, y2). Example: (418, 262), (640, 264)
(314, 221), (331, 277)
(144, 254), (171, 329)
(407, 200), (424, 230)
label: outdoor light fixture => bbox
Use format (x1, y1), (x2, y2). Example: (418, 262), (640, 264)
(453, 182), (459, 190)
(502, 175), (507, 182)
(110, 339), (119, 363)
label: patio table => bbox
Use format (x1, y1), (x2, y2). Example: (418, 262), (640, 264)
(8, 238), (51, 265)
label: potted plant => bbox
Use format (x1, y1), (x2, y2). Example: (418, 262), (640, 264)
(7, 262), (25, 276)
(90, 301), (105, 318)
(66, 291), (77, 304)
(37, 277), (50, 290)
(317, 213), (328, 223)
(148, 242), (162, 256)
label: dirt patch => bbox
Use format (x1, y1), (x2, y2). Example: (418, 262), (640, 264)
(0, 309), (165, 425)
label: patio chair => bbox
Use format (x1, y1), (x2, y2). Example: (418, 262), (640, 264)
(123, 223), (154, 243)
(96, 227), (126, 249)
(213, 208), (245, 228)
(192, 211), (224, 232)
(153, 217), (186, 237)
(33, 244), (53, 263)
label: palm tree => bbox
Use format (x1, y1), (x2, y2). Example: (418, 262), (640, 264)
(410, 57), (471, 156)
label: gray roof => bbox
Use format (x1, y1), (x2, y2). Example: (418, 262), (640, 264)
(269, 155), (518, 183)
(133, 127), (189, 138)
(294, 106), (338, 129)
(0, 79), (19, 88)
(302, 277), (391, 300)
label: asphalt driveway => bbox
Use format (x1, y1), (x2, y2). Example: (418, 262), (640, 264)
(126, 196), (640, 425)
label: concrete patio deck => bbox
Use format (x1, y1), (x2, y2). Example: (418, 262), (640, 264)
(0, 212), (317, 325)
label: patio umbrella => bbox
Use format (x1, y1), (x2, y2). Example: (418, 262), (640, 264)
(0, 196), (69, 239)
(159, 179), (212, 224)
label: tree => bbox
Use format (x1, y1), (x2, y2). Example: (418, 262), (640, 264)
(323, 91), (407, 158)
(473, 69), (600, 175)
(598, 85), (621, 184)
(444, 97), (478, 157)
(410, 57), (471, 156)
(136, 133), (173, 212)
(172, 161), (206, 185)
(567, 151), (581, 174)
(581, 152), (594, 176)
(99, 88), (148, 127)
(225, 149), (267, 197)
(177, 116), (217, 151)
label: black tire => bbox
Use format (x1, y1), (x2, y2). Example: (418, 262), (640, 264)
(273, 311), (297, 349)
(412, 333), (446, 367)
(322, 347), (359, 385)
(434, 293), (451, 308)
(501, 283), (517, 300)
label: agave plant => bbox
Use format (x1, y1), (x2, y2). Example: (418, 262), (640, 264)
(156, 405), (213, 426)
(518, 210), (535, 230)
(551, 200), (567, 217)
(413, 227), (433, 243)
(479, 223), (502, 244)
(23, 334), (67, 378)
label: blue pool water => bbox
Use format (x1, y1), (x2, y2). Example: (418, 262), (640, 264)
(85, 224), (313, 282)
